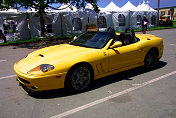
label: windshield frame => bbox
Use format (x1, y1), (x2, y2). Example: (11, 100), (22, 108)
(70, 31), (117, 49)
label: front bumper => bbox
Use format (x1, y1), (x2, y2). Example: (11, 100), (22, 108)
(14, 64), (67, 91)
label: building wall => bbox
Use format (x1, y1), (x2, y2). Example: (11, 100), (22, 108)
(158, 7), (176, 20)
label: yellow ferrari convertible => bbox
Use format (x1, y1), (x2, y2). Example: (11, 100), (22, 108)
(14, 28), (163, 92)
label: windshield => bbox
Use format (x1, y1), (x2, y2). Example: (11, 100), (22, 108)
(70, 32), (113, 49)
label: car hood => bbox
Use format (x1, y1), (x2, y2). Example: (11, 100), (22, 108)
(16, 44), (95, 74)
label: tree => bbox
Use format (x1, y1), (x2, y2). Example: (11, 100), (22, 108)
(1, 0), (99, 37)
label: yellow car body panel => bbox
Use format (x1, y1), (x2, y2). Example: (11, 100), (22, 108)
(14, 66), (66, 91)
(14, 32), (163, 91)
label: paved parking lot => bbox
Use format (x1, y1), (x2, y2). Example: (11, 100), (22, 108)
(0, 29), (176, 118)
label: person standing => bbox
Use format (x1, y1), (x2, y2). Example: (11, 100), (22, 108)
(0, 29), (7, 43)
(141, 15), (149, 34)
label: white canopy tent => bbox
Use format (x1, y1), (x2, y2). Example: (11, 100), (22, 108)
(121, 1), (138, 11)
(27, 13), (62, 37)
(59, 3), (98, 36)
(61, 11), (88, 35)
(137, 2), (156, 11)
(97, 12), (112, 31)
(0, 1), (159, 42)
(0, 8), (19, 13)
(0, 13), (30, 42)
(111, 11), (130, 31)
(53, 4), (77, 12)
(102, 1), (121, 12)
(27, 7), (52, 13)
(85, 3), (94, 10)
(27, 8), (38, 13)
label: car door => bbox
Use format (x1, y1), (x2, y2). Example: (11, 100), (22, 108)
(108, 43), (143, 72)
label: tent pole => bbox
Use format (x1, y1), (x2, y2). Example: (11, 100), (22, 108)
(60, 13), (63, 37)
(128, 10), (131, 28)
(26, 13), (31, 40)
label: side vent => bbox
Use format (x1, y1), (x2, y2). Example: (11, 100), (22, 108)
(96, 63), (104, 73)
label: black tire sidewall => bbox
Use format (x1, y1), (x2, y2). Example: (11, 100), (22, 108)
(65, 64), (93, 92)
(144, 49), (158, 70)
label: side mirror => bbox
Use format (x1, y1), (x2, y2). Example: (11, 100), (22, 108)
(73, 36), (77, 40)
(110, 41), (122, 49)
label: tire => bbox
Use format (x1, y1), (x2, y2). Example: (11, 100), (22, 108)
(65, 64), (93, 92)
(144, 49), (158, 70)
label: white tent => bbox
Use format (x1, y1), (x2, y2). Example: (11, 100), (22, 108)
(121, 1), (138, 11)
(85, 3), (94, 10)
(27, 8), (52, 13)
(0, 8), (19, 13)
(137, 2), (156, 11)
(0, 1), (159, 41)
(28, 13), (62, 37)
(84, 3), (97, 15)
(111, 11), (130, 31)
(0, 13), (30, 42)
(27, 8), (38, 13)
(102, 1), (121, 12)
(53, 4), (77, 12)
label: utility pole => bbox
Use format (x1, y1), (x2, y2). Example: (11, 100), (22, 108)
(158, 0), (160, 26)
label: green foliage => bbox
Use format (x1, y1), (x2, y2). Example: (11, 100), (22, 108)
(0, 36), (74, 46)
(0, 37), (41, 45)
(116, 26), (176, 33)
(172, 20), (176, 27)
(1, 0), (99, 12)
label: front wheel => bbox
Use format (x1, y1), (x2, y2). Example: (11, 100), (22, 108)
(65, 64), (93, 92)
(144, 49), (158, 69)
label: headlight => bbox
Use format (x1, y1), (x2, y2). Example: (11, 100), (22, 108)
(40, 64), (55, 72)
(28, 64), (55, 75)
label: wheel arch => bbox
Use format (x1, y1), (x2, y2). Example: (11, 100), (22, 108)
(147, 47), (159, 58)
(64, 62), (94, 87)
(144, 47), (159, 70)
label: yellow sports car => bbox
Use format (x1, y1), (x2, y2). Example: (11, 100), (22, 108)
(14, 28), (163, 92)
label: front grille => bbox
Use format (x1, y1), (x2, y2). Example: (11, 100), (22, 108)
(18, 77), (30, 84)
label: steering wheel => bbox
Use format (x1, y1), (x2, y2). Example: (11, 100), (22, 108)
(125, 28), (135, 37)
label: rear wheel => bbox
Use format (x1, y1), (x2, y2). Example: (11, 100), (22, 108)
(144, 49), (158, 69)
(65, 64), (93, 92)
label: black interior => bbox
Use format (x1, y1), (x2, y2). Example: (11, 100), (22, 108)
(118, 28), (139, 46)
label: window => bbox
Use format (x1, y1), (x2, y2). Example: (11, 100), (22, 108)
(137, 15), (142, 25)
(3, 20), (17, 34)
(72, 18), (82, 31)
(144, 12), (147, 16)
(45, 24), (53, 33)
(97, 16), (107, 28)
(44, 17), (53, 33)
(151, 15), (156, 25)
(161, 11), (165, 16)
(118, 14), (125, 26)
(168, 10), (170, 15)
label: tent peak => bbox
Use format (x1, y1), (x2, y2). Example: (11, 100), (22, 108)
(121, 1), (138, 11)
(137, 2), (156, 11)
(102, 1), (121, 11)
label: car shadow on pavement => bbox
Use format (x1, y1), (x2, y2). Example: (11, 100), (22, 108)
(28, 61), (167, 99)
(90, 61), (167, 90)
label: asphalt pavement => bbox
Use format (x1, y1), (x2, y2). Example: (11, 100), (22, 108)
(0, 28), (176, 118)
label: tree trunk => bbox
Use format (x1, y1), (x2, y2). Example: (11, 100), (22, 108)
(39, 12), (45, 37)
